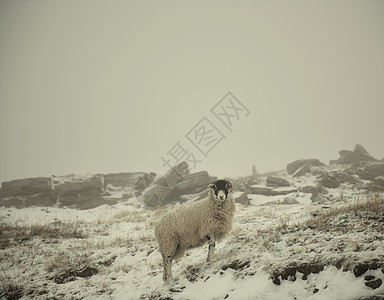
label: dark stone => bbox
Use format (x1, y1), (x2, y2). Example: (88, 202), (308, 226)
(267, 176), (290, 187)
(293, 163), (311, 177)
(365, 275), (376, 281)
(287, 159), (323, 175)
(249, 185), (273, 195)
(0, 177), (55, 208)
(330, 144), (376, 165)
(235, 192), (250, 205)
(321, 175), (340, 189)
(272, 277), (281, 285)
(297, 263), (324, 280)
(301, 186), (319, 194)
(221, 259), (251, 271)
(103, 172), (156, 190)
(353, 264), (369, 277)
(358, 164), (384, 180)
(141, 161), (191, 207)
(171, 171), (213, 194)
(2, 177), (52, 197)
(365, 279), (382, 290)
(374, 176), (384, 187)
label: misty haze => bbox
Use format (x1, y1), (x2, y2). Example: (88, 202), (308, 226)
(1, 1), (384, 299)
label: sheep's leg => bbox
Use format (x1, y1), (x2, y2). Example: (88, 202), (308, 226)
(206, 234), (216, 262)
(163, 255), (173, 283)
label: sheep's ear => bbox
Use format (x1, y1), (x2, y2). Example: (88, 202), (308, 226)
(208, 183), (216, 190)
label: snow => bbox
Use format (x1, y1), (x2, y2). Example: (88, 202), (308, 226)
(1, 172), (384, 299)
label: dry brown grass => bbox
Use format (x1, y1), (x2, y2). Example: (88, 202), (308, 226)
(303, 193), (384, 232)
(0, 218), (86, 249)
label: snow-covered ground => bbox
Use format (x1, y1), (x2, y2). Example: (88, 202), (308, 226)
(1, 178), (384, 299)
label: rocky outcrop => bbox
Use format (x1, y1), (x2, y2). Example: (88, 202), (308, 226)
(267, 176), (290, 187)
(293, 163), (311, 177)
(52, 175), (106, 209)
(249, 185), (273, 195)
(103, 172), (156, 190)
(357, 163), (384, 180)
(0, 171), (157, 209)
(0, 177), (55, 208)
(140, 163), (217, 207)
(330, 144), (376, 165)
(234, 192), (250, 205)
(287, 159), (323, 176)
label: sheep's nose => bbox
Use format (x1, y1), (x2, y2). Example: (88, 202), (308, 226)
(219, 195), (224, 200)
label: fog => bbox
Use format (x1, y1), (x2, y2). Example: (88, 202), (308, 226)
(1, 0), (383, 182)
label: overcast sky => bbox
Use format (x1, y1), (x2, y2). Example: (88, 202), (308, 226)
(1, 0), (383, 183)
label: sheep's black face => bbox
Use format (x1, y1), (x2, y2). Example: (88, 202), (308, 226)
(208, 179), (233, 202)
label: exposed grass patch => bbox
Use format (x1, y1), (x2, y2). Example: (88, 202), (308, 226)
(0, 218), (86, 249)
(45, 249), (98, 284)
(0, 267), (24, 300)
(303, 193), (384, 232)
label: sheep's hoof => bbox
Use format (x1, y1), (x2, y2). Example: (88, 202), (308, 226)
(206, 257), (216, 263)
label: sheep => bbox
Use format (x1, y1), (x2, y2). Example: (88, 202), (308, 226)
(154, 179), (235, 282)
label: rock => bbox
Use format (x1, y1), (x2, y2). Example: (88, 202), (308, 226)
(320, 175), (340, 189)
(353, 264), (370, 277)
(103, 172), (156, 191)
(267, 176), (290, 187)
(280, 197), (299, 205)
(357, 163), (384, 180)
(330, 144), (376, 165)
(287, 159), (322, 175)
(365, 279), (382, 290)
(293, 163), (311, 177)
(374, 176), (384, 187)
(171, 171), (212, 194)
(141, 161), (190, 207)
(252, 165), (258, 179)
(301, 186), (319, 194)
(52, 175), (105, 209)
(365, 275), (376, 281)
(270, 187), (298, 196)
(154, 161), (189, 188)
(249, 185), (273, 195)
(2, 177), (52, 196)
(221, 259), (250, 271)
(1, 177), (55, 208)
(179, 190), (207, 203)
(234, 192), (250, 205)
(141, 184), (172, 207)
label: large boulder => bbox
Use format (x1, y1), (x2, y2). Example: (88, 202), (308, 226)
(141, 161), (190, 207)
(330, 144), (376, 165)
(293, 163), (311, 177)
(287, 159), (323, 175)
(0, 177), (55, 208)
(234, 192), (250, 205)
(249, 185), (273, 195)
(1, 177), (52, 196)
(357, 163), (384, 180)
(103, 172), (156, 191)
(267, 176), (290, 187)
(52, 175), (106, 209)
(171, 171), (213, 194)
